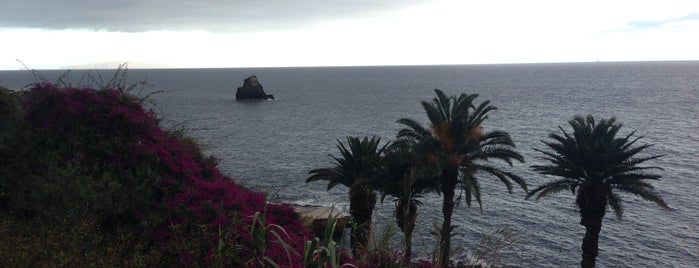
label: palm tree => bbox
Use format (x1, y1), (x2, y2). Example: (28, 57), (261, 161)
(306, 136), (384, 257)
(527, 115), (670, 268)
(372, 139), (439, 264)
(397, 89), (526, 267)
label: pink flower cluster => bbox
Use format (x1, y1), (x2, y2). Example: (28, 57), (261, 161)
(23, 83), (311, 266)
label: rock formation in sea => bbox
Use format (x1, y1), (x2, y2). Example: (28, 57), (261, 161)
(235, 75), (275, 100)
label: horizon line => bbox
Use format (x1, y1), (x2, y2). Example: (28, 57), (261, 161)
(3, 59), (699, 71)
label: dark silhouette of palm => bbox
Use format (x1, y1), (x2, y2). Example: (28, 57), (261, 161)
(397, 89), (525, 267)
(306, 136), (384, 257)
(372, 139), (439, 264)
(527, 115), (670, 268)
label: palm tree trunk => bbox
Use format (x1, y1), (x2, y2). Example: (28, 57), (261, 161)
(349, 186), (375, 258)
(577, 189), (607, 268)
(404, 223), (414, 264)
(402, 201), (417, 265)
(438, 168), (458, 268)
(580, 216), (603, 268)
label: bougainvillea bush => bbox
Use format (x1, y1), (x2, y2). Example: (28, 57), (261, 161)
(0, 84), (311, 266)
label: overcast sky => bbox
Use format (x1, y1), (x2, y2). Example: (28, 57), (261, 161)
(1, 0), (698, 70)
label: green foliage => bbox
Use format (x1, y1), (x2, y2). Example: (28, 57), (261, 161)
(18, 61), (162, 104)
(528, 115), (669, 218)
(0, 218), (162, 267)
(0, 87), (21, 125)
(0, 88), (154, 226)
(0, 88), (21, 211)
(470, 227), (518, 267)
(0, 83), (312, 267)
(307, 136), (385, 191)
(372, 222), (399, 253)
(397, 89), (525, 267)
(374, 138), (441, 263)
(307, 136), (385, 256)
(429, 221), (464, 265)
(249, 211), (292, 268)
(302, 211), (356, 268)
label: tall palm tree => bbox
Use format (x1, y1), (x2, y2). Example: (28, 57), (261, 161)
(306, 136), (384, 257)
(372, 139), (439, 264)
(397, 89), (526, 267)
(527, 115), (670, 268)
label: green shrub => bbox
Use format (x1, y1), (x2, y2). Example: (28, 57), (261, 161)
(0, 83), (311, 266)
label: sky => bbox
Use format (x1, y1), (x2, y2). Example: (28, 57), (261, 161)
(1, 0), (699, 70)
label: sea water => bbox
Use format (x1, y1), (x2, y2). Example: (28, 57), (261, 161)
(1, 61), (697, 267)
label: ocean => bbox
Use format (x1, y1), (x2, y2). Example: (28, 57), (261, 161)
(1, 61), (697, 267)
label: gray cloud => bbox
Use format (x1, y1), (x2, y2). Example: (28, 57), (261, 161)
(0, 0), (426, 32)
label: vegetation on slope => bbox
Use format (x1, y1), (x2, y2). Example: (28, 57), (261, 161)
(0, 83), (310, 267)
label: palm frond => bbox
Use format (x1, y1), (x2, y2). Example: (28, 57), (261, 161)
(622, 154), (663, 168)
(608, 173), (662, 185)
(475, 145), (525, 165)
(479, 130), (516, 147)
(529, 115), (669, 220)
(471, 164), (528, 193)
(614, 184), (670, 211)
(307, 168), (350, 190)
(307, 136), (385, 191)
(469, 99), (495, 127)
(526, 179), (579, 200)
(397, 118), (432, 139)
(531, 162), (585, 181)
(461, 172), (483, 209)
(606, 191), (624, 219)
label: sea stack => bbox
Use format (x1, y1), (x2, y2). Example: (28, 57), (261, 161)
(235, 75), (275, 100)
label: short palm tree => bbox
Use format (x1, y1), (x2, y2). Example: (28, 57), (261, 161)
(372, 139), (439, 264)
(527, 115), (670, 268)
(397, 89), (526, 267)
(306, 136), (384, 257)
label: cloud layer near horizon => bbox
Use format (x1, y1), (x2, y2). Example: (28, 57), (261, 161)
(2, 0), (699, 70)
(0, 0), (426, 32)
